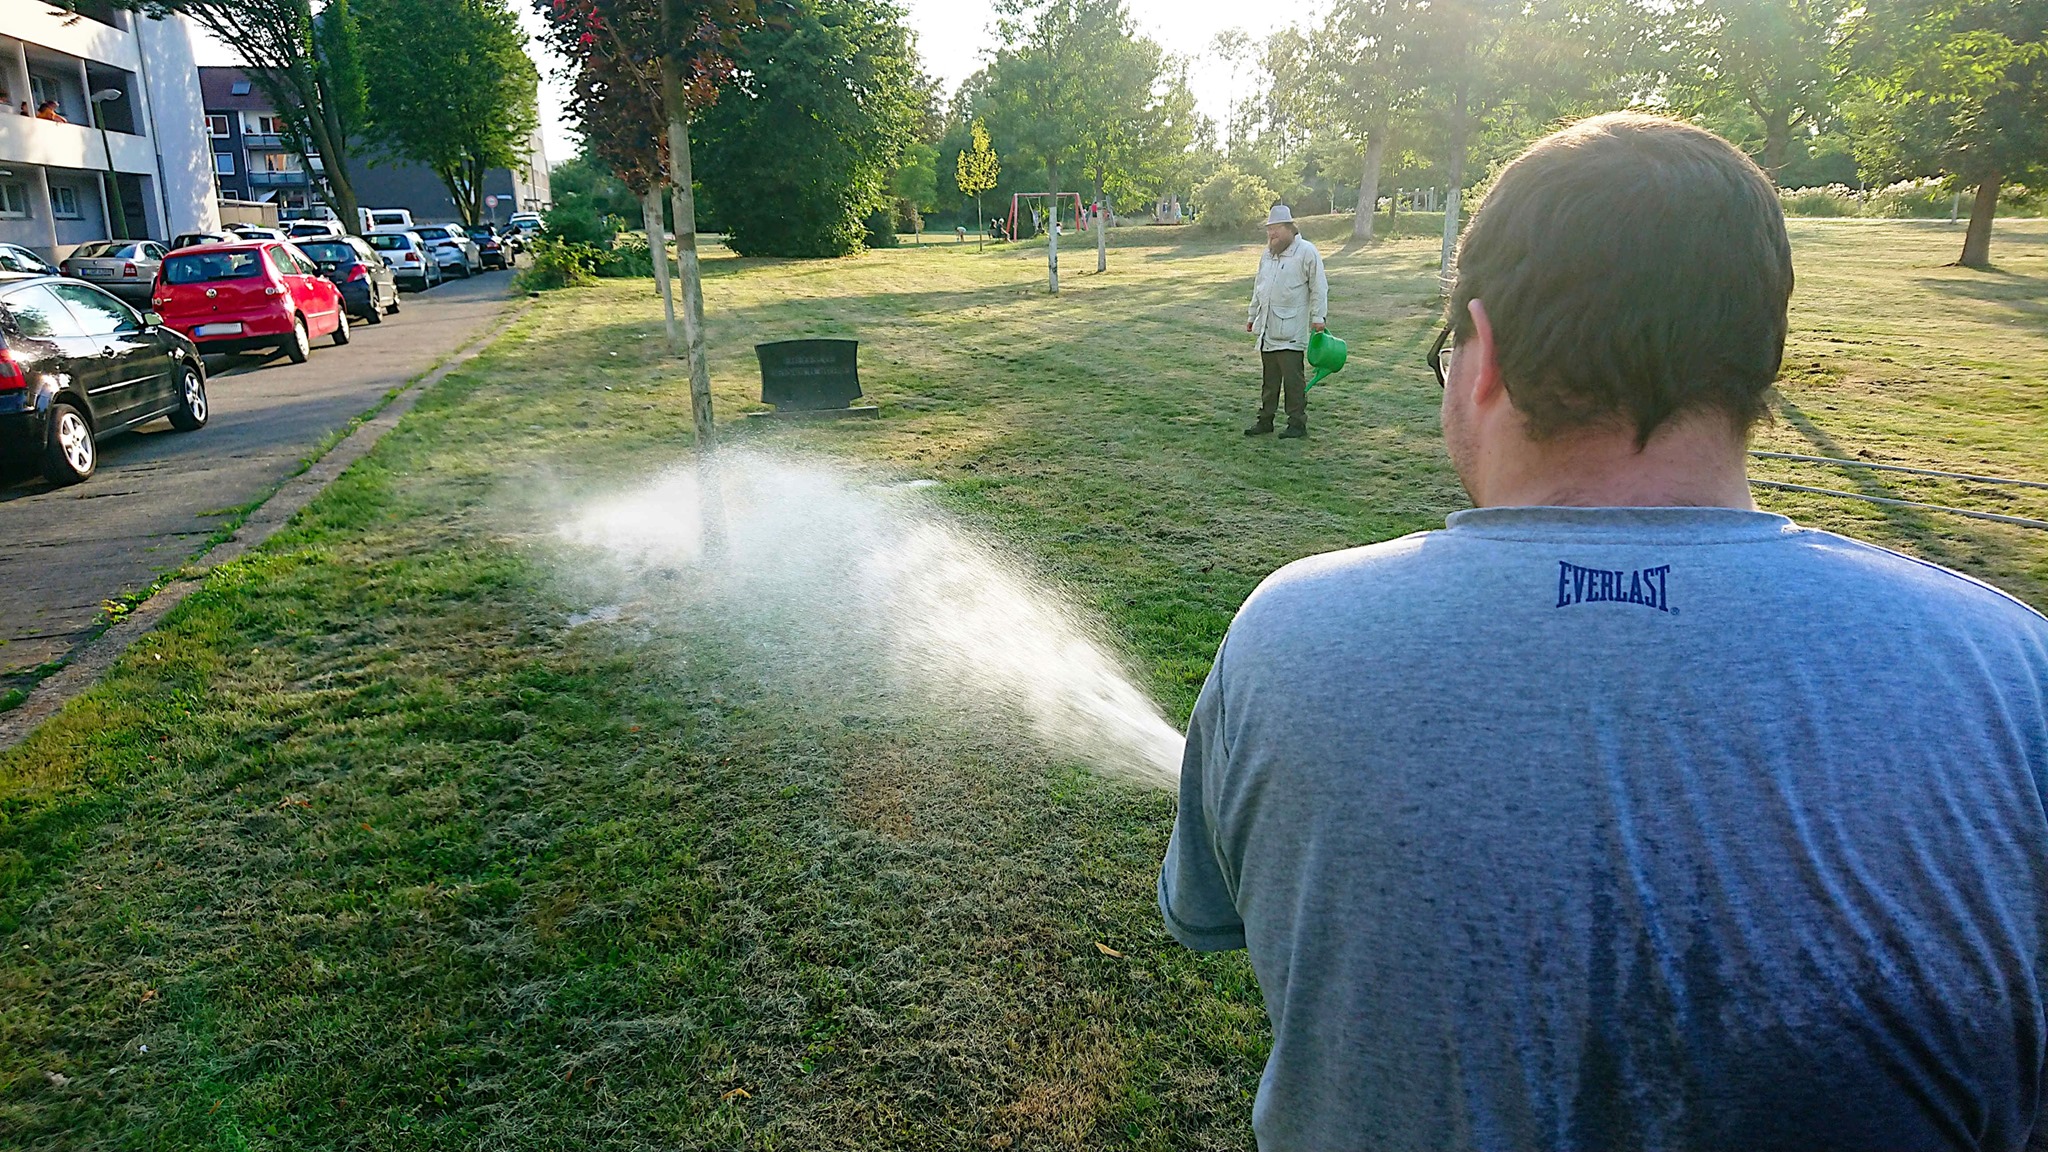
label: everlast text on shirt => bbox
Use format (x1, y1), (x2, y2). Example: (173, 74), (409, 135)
(1556, 561), (1672, 613)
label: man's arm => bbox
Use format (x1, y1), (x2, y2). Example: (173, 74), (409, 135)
(1160, 645), (1247, 953)
(1308, 245), (1329, 331)
(1247, 256), (1262, 332)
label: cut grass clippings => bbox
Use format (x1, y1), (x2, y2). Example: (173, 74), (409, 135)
(1, 215), (2044, 1149)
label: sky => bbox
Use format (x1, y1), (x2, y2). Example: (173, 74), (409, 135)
(195, 0), (1333, 171)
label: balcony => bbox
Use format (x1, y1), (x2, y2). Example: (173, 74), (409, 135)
(0, 113), (153, 174)
(242, 133), (285, 149)
(247, 170), (309, 188)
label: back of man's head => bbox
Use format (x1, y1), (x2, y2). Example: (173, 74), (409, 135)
(1451, 113), (1794, 447)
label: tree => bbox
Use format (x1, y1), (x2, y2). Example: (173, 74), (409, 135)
(1308, 0), (1431, 241)
(358, 0), (539, 228)
(692, 0), (928, 257)
(1663, 0), (1851, 178)
(893, 140), (939, 244)
(1845, 0), (2048, 267)
(980, 0), (1192, 289)
(128, 0), (370, 230)
(532, 0), (772, 448)
(956, 118), (1001, 240)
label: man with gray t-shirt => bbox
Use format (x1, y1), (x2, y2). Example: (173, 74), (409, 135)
(1161, 113), (2048, 1151)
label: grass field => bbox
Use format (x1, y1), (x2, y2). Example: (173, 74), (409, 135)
(1, 214), (2044, 1149)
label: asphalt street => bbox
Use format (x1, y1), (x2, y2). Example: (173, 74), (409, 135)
(0, 271), (516, 677)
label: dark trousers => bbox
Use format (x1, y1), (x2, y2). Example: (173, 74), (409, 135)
(1259, 349), (1307, 427)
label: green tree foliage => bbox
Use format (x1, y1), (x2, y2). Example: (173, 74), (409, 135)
(955, 118), (1002, 234)
(356, 0), (538, 228)
(1845, 0), (2048, 266)
(1306, 0), (1433, 240)
(126, 0), (370, 229)
(1193, 164), (1278, 233)
(693, 0), (928, 258)
(893, 140), (939, 237)
(1662, 0), (1851, 177)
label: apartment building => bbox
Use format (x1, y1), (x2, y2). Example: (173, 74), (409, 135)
(196, 66), (320, 210)
(0, 0), (217, 257)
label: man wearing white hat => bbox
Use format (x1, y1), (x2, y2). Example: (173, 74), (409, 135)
(1245, 204), (1329, 439)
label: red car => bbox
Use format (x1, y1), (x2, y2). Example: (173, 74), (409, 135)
(151, 241), (350, 363)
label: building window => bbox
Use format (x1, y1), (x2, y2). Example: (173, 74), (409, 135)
(51, 187), (82, 220)
(261, 153), (300, 174)
(206, 114), (229, 137)
(220, 188), (241, 200)
(247, 113), (285, 136)
(214, 153), (235, 175)
(230, 80), (251, 96)
(0, 183), (28, 219)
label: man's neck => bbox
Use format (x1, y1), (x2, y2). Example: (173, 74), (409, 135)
(1474, 416), (1756, 510)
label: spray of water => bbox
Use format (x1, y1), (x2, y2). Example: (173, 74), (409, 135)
(553, 448), (1186, 789)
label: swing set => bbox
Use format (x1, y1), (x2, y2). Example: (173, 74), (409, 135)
(1007, 192), (1086, 240)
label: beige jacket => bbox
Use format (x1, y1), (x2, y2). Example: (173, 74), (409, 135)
(1248, 236), (1328, 352)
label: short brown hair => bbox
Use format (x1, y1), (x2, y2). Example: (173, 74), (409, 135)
(1450, 113), (1793, 445)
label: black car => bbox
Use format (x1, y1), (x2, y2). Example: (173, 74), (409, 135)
(0, 276), (208, 485)
(467, 225), (514, 270)
(295, 236), (401, 324)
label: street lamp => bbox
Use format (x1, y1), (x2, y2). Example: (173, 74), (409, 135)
(89, 88), (126, 240)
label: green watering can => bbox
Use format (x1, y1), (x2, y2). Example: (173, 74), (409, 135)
(1307, 329), (1348, 390)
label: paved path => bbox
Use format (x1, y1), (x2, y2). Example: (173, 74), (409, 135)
(0, 272), (515, 677)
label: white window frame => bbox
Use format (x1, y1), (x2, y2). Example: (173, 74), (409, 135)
(0, 183), (28, 219)
(261, 152), (301, 175)
(50, 186), (81, 220)
(206, 114), (230, 138)
(214, 152), (235, 175)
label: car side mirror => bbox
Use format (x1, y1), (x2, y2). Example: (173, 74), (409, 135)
(142, 311), (164, 328)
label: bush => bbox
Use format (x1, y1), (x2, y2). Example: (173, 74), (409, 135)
(513, 237), (601, 291)
(1193, 165), (1279, 234)
(1865, 178), (1951, 218)
(598, 231), (655, 278)
(542, 198), (625, 251)
(1779, 184), (1862, 217)
(863, 209), (900, 249)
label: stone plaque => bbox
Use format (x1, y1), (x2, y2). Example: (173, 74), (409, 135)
(757, 339), (862, 411)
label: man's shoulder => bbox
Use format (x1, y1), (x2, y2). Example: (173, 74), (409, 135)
(1793, 527), (2048, 633)
(1235, 530), (1444, 625)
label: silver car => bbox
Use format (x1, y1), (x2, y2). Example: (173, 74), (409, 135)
(0, 242), (57, 276)
(59, 239), (167, 303)
(412, 224), (483, 278)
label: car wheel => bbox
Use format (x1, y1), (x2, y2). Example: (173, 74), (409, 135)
(42, 401), (95, 485)
(386, 294), (401, 315)
(168, 363), (208, 432)
(285, 315), (311, 363)
(332, 309), (351, 346)
(363, 295), (383, 324)
(456, 263), (471, 279)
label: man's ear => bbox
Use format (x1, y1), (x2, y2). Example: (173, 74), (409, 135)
(1462, 299), (1509, 412)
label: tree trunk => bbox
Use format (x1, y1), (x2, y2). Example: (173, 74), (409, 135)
(1958, 175), (2000, 268)
(1354, 129), (1388, 242)
(1439, 146), (1467, 291)
(1760, 111), (1791, 181)
(642, 186), (680, 356)
(1046, 169), (1061, 294)
(661, 60), (715, 449)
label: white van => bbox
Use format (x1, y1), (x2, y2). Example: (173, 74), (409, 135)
(364, 208), (415, 231)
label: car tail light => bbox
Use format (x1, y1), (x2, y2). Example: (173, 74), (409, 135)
(0, 347), (25, 392)
(123, 261), (137, 278)
(264, 281), (286, 296)
(403, 252), (420, 264)
(347, 263), (367, 282)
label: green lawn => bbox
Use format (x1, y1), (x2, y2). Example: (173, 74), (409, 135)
(1, 214), (2043, 1149)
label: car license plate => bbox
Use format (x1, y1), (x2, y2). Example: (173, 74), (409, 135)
(193, 322), (244, 337)
(82, 266), (113, 277)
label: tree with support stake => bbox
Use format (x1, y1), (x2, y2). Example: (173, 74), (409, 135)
(533, 0), (773, 449)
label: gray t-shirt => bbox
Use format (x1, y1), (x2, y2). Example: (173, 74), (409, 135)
(1162, 506), (2048, 1151)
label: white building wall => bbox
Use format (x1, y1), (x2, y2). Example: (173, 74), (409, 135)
(132, 11), (214, 234)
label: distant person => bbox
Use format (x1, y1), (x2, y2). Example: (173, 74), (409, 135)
(1162, 112), (2048, 1151)
(1243, 204), (1327, 439)
(35, 100), (64, 123)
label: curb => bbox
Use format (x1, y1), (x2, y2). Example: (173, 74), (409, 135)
(0, 299), (535, 750)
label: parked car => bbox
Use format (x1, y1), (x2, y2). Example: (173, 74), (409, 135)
(412, 224), (482, 277)
(286, 220), (345, 241)
(296, 236), (400, 324)
(0, 275), (208, 485)
(466, 225), (514, 270)
(225, 225), (290, 243)
(0, 243), (57, 276)
(152, 242), (349, 363)
(59, 240), (167, 304)
(364, 208), (415, 231)
(508, 211), (542, 234)
(168, 230), (232, 251)
(280, 205), (342, 227)
(365, 230), (443, 291)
